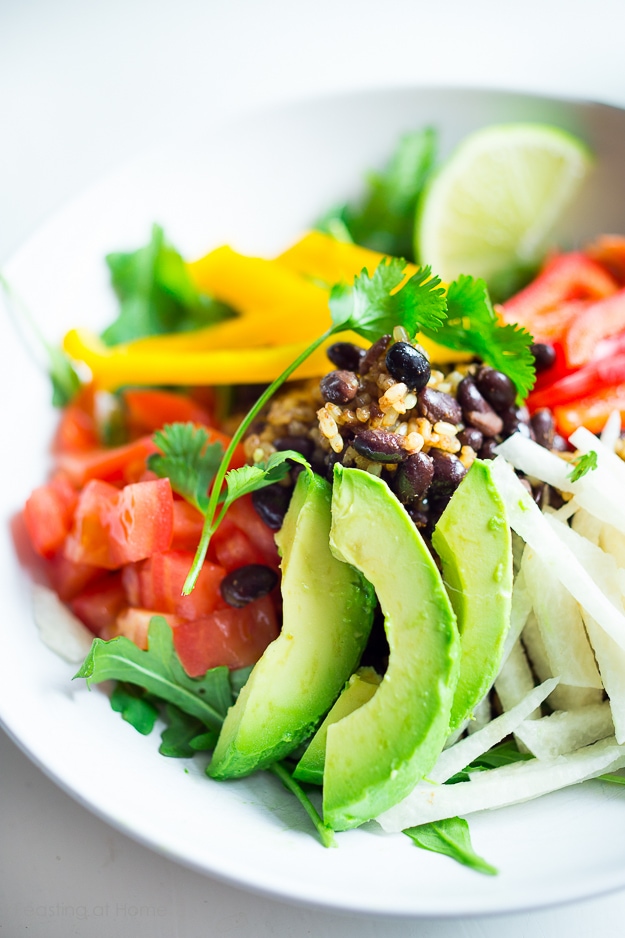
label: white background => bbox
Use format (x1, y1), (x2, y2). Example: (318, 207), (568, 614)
(2, 1), (625, 935)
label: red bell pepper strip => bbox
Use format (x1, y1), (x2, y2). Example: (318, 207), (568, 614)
(553, 383), (625, 437)
(528, 351), (625, 411)
(564, 287), (625, 366)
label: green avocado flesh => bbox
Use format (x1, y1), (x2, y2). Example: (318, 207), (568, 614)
(207, 469), (376, 780)
(293, 667), (381, 785)
(431, 458), (512, 732)
(322, 466), (460, 831)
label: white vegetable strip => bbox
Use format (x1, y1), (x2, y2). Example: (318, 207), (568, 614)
(495, 639), (541, 717)
(428, 678), (558, 784)
(500, 566), (532, 665)
(496, 433), (625, 534)
(515, 703), (614, 760)
(466, 695), (492, 735)
(600, 410), (621, 451)
(521, 545), (602, 688)
(490, 457), (625, 652)
(570, 425), (625, 489)
(32, 584), (94, 663)
(377, 737), (625, 832)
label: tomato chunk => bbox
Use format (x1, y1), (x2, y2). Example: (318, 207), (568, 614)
(23, 476), (78, 558)
(173, 595), (279, 676)
(170, 500), (205, 551)
(211, 517), (264, 572)
(226, 495), (280, 570)
(131, 550), (225, 619)
(64, 478), (174, 569)
(55, 436), (159, 488)
(122, 389), (214, 436)
(70, 573), (127, 634)
(103, 607), (183, 649)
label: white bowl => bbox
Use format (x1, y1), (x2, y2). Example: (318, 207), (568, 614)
(2, 86), (625, 918)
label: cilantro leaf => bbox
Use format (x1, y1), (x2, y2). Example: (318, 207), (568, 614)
(74, 616), (232, 730)
(421, 274), (536, 399)
(222, 450), (312, 511)
(317, 128), (437, 260)
(148, 422), (224, 514)
(329, 258), (447, 343)
(102, 224), (234, 346)
(568, 450), (598, 482)
(110, 683), (159, 735)
(404, 816), (497, 875)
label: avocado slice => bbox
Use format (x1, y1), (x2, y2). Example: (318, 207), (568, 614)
(293, 667), (382, 785)
(322, 466), (460, 831)
(431, 458), (513, 732)
(207, 468), (376, 779)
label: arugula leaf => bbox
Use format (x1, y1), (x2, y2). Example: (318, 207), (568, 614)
(110, 683), (159, 735)
(329, 258), (447, 342)
(421, 274), (535, 399)
(404, 816), (497, 875)
(268, 762), (336, 849)
(101, 224), (234, 346)
(230, 665), (253, 699)
(159, 704), (214, 757)
(568, 450), (598, 482)
(148, 422), (224, 514)
(75, 616), (232, 730)
(446, 740), (533, 784)
(600, 772), (625, 785)
(317, 128), (437, 260)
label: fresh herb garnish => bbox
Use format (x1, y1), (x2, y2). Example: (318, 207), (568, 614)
(421, 274), (535, 399)
(317, 127), (437, 260)
(269, 762), (336, 849)
(148, 423), (225, 514)
(446, 740), (533, 784)
(75, 616), (232, 730)
(568, 450), (598, 482)
(102, 224), (234, 346)
(183, 260), (447, 593)
(404, 816), (497, 875)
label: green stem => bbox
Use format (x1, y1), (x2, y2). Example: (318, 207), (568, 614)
(268, 762), (336, 848)
(183, 329), (333, 594)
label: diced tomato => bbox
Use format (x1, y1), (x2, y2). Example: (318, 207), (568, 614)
(529, 351), (625, 411)
(23, 476), (78, 558)
(563, 288), (625, 366)
(172, 595), (279, 676)
(226, 495), (280, 570)
(53, 403), (99, 453)
(586, 234), (625, 285)
(69, 573), (127, 634)
(103, 607), (183, 649)
(211, 517), (264, 572)
(64, 477), (174, 569)
(48, 552), (105, 602)
(501, 252), (619, 344)
(170, 500), (205, 551)
(553, 383), (625, 437)
(132, 550), (225, 619)
(122, 389), (214, 437)
(55, 435), (159, 488)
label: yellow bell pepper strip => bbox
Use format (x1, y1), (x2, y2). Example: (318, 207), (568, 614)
(62, 327), (358, 390)
(276, 231), (470, 365)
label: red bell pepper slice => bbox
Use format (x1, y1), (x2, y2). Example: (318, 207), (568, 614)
(553, 383), (625, 437)
(528, 351), (625, 411)
(564, 287), (625, 366)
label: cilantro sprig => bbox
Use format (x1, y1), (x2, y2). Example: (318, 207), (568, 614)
(420, 274), (535, 399)
(148, 423), (225, 514)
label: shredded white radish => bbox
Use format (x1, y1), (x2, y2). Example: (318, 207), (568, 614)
(32, 584), (94, 662)
(490, 457), (625, 651)
(466, 695), (492, 735)
(427, 678), (558, 785)
(515, 703), (614, 760)
(377, 737), (625, 832)
(600, 410), (621, 451)
(495, 639), (541, 717)
(570, 425), (625, 489)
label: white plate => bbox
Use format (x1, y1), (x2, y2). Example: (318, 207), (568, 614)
(2, 86), (625, 918)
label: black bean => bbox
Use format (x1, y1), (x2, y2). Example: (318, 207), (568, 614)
(251, 483), (293, 530)
(501, 404), (531, 438)
(360, 335), (391, 374)
(385, 342), (431, 391)
(457, 427), (484, 451)
(530, 342), (557, 373)
(456, 377), (504, 437)
(326, 341), (366, 372)
(478, 438), (498, 460)
(273, 435), (315, 460)
(352, 429), (408, 463)
(320, 369), (359, 404)
(417, 387), (462, 425)
(393, 452), (434, 504)
(475, 366), (517, 410)
(428, 450), (467, 494)
(552, 433), (568, 452)
(530, 408), (555, 449)
(220, 564), (278, 608)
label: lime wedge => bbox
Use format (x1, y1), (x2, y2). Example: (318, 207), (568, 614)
(415, 123), (592, 297)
